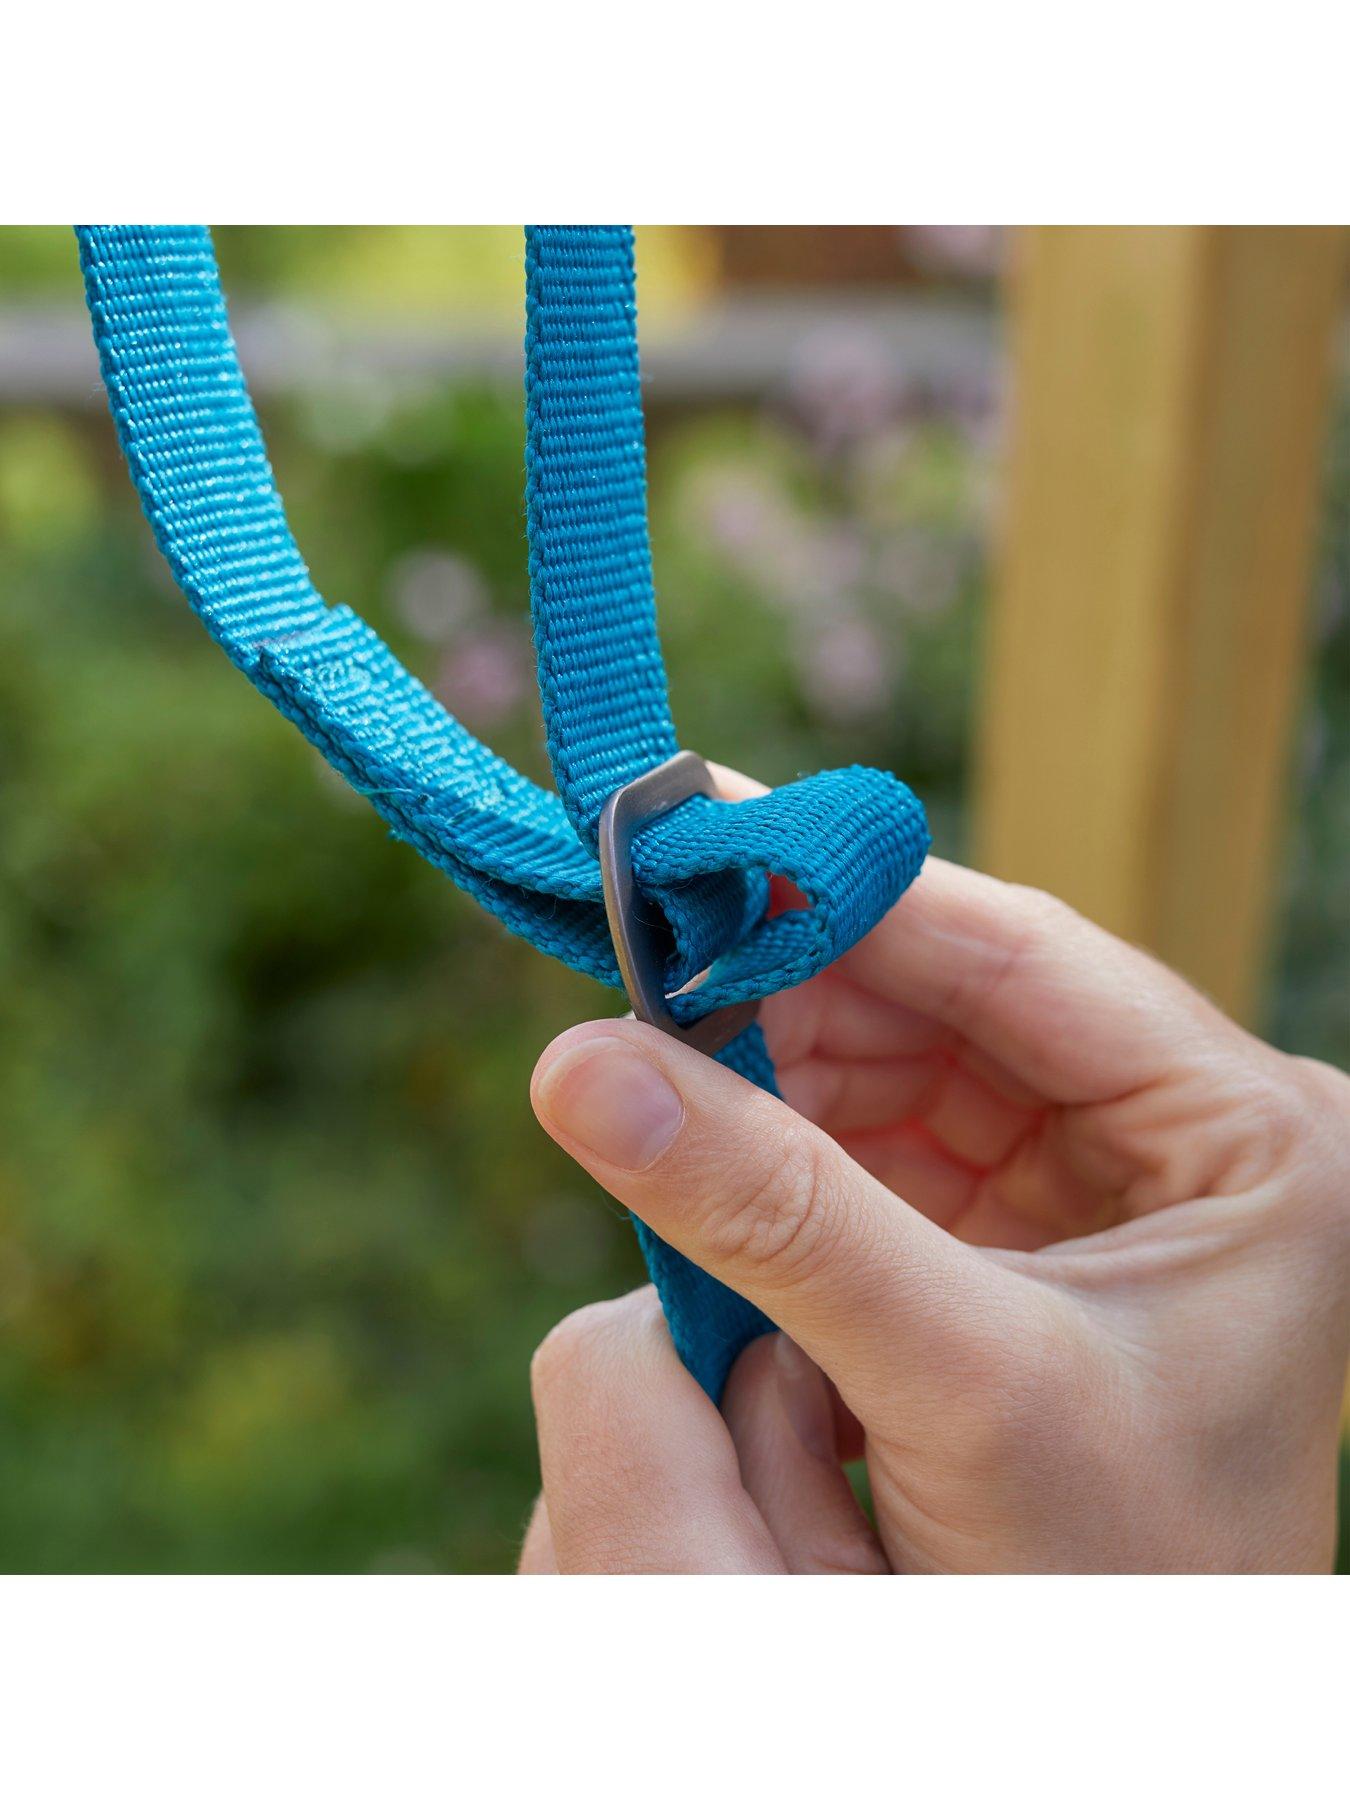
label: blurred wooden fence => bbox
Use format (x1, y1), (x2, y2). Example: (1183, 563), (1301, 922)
(976, 226), (1346, 1025)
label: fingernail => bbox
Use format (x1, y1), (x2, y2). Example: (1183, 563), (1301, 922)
(534, 1036), (685, 1170)
(774, 1332), (837, 1463)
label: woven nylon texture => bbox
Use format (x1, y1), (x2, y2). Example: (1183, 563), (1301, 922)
(75, 224), (930, 1399)
(525, 226), (679, 843)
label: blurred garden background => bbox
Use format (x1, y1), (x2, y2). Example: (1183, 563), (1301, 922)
(0, 227), (1345, 1572)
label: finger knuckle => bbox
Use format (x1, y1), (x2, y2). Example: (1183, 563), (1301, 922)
(939, 881), (1078, 1031)
(1200, 1052), (1350, 1230)
(528, 1309), (591, 1402)
(530, 1292), (648, 1401)
(1005, 881), (1075, 934)
(703, 1129), (841, 1288)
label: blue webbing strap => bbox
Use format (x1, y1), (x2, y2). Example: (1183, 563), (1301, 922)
(75, 224), (930, 1400)
(525, 226), (680, 843)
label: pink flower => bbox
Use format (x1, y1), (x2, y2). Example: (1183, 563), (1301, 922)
(905, 226), (1005, 280)
(784, 326), (906, 455)
(390, 549), (488, 644)
(876, 528), (970, 620)
(796, 616), (898, 722)
(436, 622), (531, 728)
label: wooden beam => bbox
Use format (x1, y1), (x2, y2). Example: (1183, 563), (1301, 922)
(975, 227), (1346, 1023)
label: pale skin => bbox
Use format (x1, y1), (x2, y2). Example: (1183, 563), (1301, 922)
(520, 771), (1350, 1574)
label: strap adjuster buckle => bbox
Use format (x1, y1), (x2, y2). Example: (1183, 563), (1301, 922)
(598, 751), (761, 1057)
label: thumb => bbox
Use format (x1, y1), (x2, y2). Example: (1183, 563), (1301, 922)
(531, 1019), (1027, 1417)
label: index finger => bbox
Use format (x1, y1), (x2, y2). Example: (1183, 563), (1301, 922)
(708, 762), (1242, 1107)
(839, 857), (1246, 1105)
(530, 1287), (785, 1574)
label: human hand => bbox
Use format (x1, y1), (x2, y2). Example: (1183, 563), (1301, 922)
(522, 785), (1350, 1573)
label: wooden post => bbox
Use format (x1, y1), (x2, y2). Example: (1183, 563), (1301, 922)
(975, 227), (1346, 1024)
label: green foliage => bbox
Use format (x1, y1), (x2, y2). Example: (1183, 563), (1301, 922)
(0, 236), (1344, 1569)
(0, 391), (622, 1570)
(1270, 391), (1350, 1071)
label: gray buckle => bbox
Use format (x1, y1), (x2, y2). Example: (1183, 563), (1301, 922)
(598, 751), (760, 1057)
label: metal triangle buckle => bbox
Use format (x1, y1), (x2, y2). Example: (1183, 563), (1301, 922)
(597, 752), (760, 1057)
